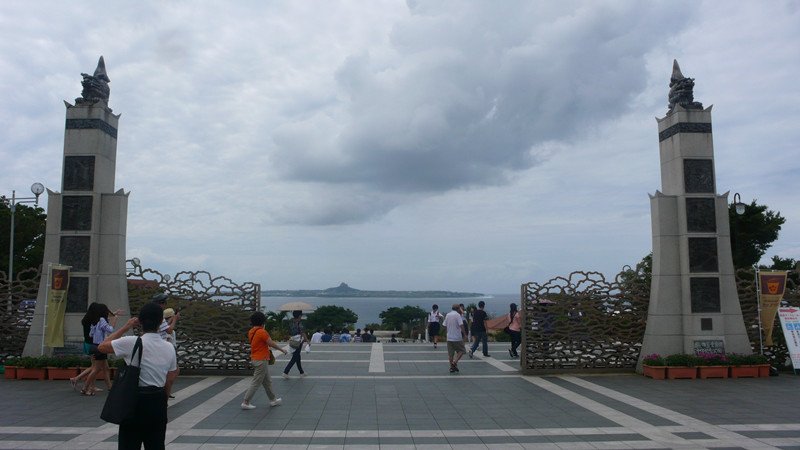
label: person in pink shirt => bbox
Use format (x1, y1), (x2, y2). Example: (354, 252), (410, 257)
(507, 303), (522, 358)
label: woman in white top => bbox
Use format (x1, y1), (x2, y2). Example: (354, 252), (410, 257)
(99, 302), (178, 449)
(427, 304), (443, 349)
(83, 304), (121, 395)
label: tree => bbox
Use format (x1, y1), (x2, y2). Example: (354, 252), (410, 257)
(765, 256), (799, 286)
(304, 305), (358, 331)
(379, 305), (426, 330)
(0, 198), (46, 276)
(729, 200), (785, 269)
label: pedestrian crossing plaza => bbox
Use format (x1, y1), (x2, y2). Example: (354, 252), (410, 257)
(1, 342), (799, 449)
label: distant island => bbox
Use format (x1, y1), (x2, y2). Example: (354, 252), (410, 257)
(262, 282), (484, 298)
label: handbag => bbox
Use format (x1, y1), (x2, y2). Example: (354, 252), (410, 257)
(268, 350), (276, 365)
(100, 337), (142, 424)
(289, 336), (303, 350)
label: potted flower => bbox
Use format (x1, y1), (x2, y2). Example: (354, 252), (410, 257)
(641, 354), (667, 379)
(664, 353), (699, 379)
(695, 352), (729, 379)
(46, 355), (81, 380)
(3, 357), (18, 380)
(728, 353), (769, 378)
(16, 356), (48, 380)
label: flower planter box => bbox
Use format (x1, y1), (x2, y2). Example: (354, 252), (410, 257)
(730, 365), (761, 378)
(643, 365), (667, 380)
(46, 367), (79, 380)
(4, 366), (17, 380)
(16, 368), (47, 380)
(697, 366), (728, 379)
(666, 366), (697, 379)
(756, 364), (770, 377)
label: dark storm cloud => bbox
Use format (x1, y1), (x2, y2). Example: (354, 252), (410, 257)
(272, 1), (689, 195)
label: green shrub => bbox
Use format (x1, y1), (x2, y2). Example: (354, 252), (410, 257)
(641, 353), (665, 365)
(727, 353), (768, 365)
(664, 353), (700, 367)
(17, 356), (48, 369)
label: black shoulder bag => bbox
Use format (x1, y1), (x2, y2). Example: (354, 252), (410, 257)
(101, 337), (142, 424)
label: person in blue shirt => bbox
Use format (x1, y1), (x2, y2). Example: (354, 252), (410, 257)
(339, 328), (351, 343)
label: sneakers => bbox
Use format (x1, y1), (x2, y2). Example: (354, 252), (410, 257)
(269, 398), (283, 407)
(299, 373), (307, 378)
(241, 402), (256, 410)
(282, 373), (290, 379)
(449, 365), (456, 373)
(509, 348), (514, 358)
(483, 354), (491, 357)
(468, 350), (474, 359)
(452, 364), (459, 373)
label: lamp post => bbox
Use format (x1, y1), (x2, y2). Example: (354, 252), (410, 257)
(5, 183), (45, 285)
(733, 193), (746, 216)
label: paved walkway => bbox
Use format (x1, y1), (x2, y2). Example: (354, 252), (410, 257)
(1, 342), (799, 449)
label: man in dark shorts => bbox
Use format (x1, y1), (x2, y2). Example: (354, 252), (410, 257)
(469, 300), (490, 358)
(427, 304), (443, 349)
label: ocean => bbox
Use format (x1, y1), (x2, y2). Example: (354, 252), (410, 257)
(260, 293), (520, 329)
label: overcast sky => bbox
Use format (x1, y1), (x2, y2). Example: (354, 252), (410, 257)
(1, 1), (798, 294)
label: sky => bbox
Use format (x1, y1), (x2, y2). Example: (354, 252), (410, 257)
(1, 1), (798, 294)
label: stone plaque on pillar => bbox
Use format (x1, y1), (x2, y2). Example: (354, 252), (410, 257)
(61, 196), (93, 231)
(684, 159), (714, 193)
(689, 237), (718, 272)
(691, 277), (720, 313)
(63, 156), (95, 191)
(686, 198), (716, 232)
(59, 236), (91, 272)
(66, 277), (89, 313)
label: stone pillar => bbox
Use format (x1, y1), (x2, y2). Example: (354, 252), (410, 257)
(24, 57), (130, 355)
(638, 62), (751, 368)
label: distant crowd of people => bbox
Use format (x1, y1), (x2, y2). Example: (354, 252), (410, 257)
(307, 327), (391, 343)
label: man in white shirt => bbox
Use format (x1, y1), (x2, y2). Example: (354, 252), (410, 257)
(310, 329), (324, 343)
(99, 302), (178, 448)
(443, 303), (467, 373)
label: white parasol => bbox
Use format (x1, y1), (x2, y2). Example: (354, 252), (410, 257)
(277, 301), (317, 312)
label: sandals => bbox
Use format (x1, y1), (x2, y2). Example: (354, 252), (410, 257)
(80, 389), (96, 396)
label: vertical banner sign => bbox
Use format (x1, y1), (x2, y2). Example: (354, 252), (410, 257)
(44, 265), (70, 347)
(777, 307), (800, 371)
(758, 270), (788, 346)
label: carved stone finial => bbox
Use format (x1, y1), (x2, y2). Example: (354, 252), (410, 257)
(667, 59), (702, 113)
(78, 56), (111, 104)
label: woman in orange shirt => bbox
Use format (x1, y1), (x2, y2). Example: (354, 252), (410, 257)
(241, 312), (288, 410)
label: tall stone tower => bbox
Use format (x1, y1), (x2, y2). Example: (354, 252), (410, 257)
(24, 57), (130, 355)
(639, 60), (751, 365)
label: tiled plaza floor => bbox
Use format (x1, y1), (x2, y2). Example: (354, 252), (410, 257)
(1, 342), (799, 449)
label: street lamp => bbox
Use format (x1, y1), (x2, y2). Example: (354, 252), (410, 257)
(6, 183), (45, 284)
(733, 193), (746, 216)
